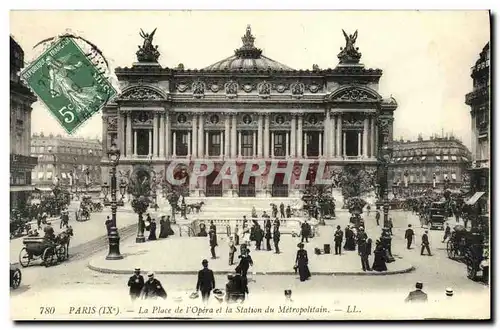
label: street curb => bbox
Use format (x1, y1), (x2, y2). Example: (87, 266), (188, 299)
(87, 263), (415, 276)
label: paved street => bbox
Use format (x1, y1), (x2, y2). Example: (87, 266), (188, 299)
(10, 209), (490, 320)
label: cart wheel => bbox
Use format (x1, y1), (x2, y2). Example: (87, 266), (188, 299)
(18, 247), (30, 268)
(42, 248), (55, 267)
(466, 257), (477, 280)
(11, 269), (22, 289)
(56, 246), (66, 262)
(446, 240), (455, 259)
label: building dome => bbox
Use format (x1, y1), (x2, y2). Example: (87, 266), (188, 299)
(203, 25), (294, 72)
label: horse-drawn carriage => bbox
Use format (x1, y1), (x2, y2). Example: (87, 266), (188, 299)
(427, 201), (447, 230)
(186, 201), (204, 214)
(10, 217), (31, 239)
(76, 197), (92, 221)
(18, 228), (73, 267)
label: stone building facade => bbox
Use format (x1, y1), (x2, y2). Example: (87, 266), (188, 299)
(465, 42), (490, 194)
(10, 36), (38, 210)
(101, 26), (397, 198)
(389, 135), (471, 196)
(31, 133), (103, 190)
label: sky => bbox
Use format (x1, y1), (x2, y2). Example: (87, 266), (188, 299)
(10, 10), (490, 148)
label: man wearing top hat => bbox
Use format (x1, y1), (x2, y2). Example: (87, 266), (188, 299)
(404, 282), (428, 303)
(140, 272), (167, 300)
(127, 268), (145, 300)
(196, 259), (216, 303)
(421, 229), (432, 256)
(334, 225), (343, 255)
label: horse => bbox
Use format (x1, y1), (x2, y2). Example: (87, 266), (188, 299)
(188, 202), (205, 214)
(55, 226), (74, 260)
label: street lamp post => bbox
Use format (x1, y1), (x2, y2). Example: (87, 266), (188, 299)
(105, 143), (123, 260)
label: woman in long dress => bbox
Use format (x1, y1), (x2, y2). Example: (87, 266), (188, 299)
(343, 226), (356, 251)
(372, 240), (387, 272)
(295, 243), (311, 282)
(148, 219), (157, 241)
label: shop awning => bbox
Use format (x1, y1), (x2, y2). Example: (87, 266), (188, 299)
(466, 191), (486, 205)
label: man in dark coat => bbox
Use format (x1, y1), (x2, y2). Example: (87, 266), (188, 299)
(265, 220), (272, 251)
(301, 221), (310, 243)
(254, 225), (264, 250)
(421, 230), (432, 256)
(209, 220), (216, 234)
(44, 222), (56, 241)
(404, 282), (428, 303)
(273, 225), (281, 254)
(358, 230), (371, 271)
(196, 259), (216, 303)
(375, 209), (381, 226)
(286, 205), (292, 218)
(334, 225), (343, 255)
(127, 268), (145, 301)
(279, 203), (286, 218)
(140, 272), (167, 300)
(105, 216), (112, 235)
(405, 224), (415, 249)
(209, 228), (218, 259)
(235, 249), (254, 279)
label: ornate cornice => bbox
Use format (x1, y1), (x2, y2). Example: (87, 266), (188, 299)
(117, 85), (168, 101)
(326, 85), (382, 103)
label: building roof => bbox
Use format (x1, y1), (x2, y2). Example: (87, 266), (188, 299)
(203, 25), (294, 72)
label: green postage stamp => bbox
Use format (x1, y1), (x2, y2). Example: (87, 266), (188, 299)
(20, 37), (116, 134)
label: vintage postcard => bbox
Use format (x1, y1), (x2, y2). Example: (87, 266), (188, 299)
(9, 10), (491, 320)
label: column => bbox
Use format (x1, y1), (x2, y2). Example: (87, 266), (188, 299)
(133, 130), (138, 156)
(220, 132), (224, 157)
(264, 114), (270, 158)
(187, 132), (191, 157)
(205, 132), (209, 158)
(290, 115), (296, 157)
(198, 114), (204, 158)
(191, 115), (198, 158)
(238, 131), (242, 157)
(330, 113), (336, 158)
(166, 113), (171, 157)
(297, 115), (303, 158)
(257, 115), (263, 157)
(252, 131), (256, 157)
(102, 115), (108, 157)
(231, 115), (237, 158)
(224, 115), (230, 157)
(375, 125), (379, 158)
(342, 132), (346, 157)
(363, 117), (369, 158)
(337, 115), (342, 157)
(148, 130), (153, 156)
(319, 132), (323, 157)
(153, 113), (159, 157)
(125, 113), (132, 157)
(172, 132), (177, 157)
(357, 132), (361, 157)
(286, 132), (289, 157)
(323, 111), (330, 157)
(159, 113), (165, 157)
(271, 132), (275, 158)
(304, 132), (308, 158)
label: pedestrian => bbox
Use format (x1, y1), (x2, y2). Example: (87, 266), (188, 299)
(158, 216), (167, 239)
(265, 222), (272, 251)
(300, 220), (309, 243)
(254, 225), (264, 251)
(358, 229), (371, 271)
(375, 208), (381, 226)
(209, 220), (216, 234)
(334, 225), (343, 255)
(405, 224), (415, 249)
(209, 228), (218, 259)
(140, 272), (167, 300)
(234, 224), (240, 246)
(295, 243), (311, 282)
(105, 216), (112, 235)
(165, 216), (174, 236)
(404, 282), (428, 303)
(148, 218), (157, 241)
(127, 268), (145, 301)
(421, 230), (432, 256)
(286, 205), (292, 218)
(280, 202), (285, 218)
(251, 207), (258, 219)
(272, 204), (278, 218)
(228, 236), (237, 266)
(366, 204), (371, 216)
(242, 215), (248, 231)
(196, 259), (215, 303)
(37, 214), (42, 230)
(442, 223), (451, 243)
(343, 225), (356, 251)
(235, 247), (253, 279)
(372, 240), (387, 272)
(388, 217), (394, 235)
(273, 224), (281, 254)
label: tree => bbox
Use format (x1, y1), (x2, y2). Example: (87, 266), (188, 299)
(128, 171), (151, 242)
(339, 165), (376, 200)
